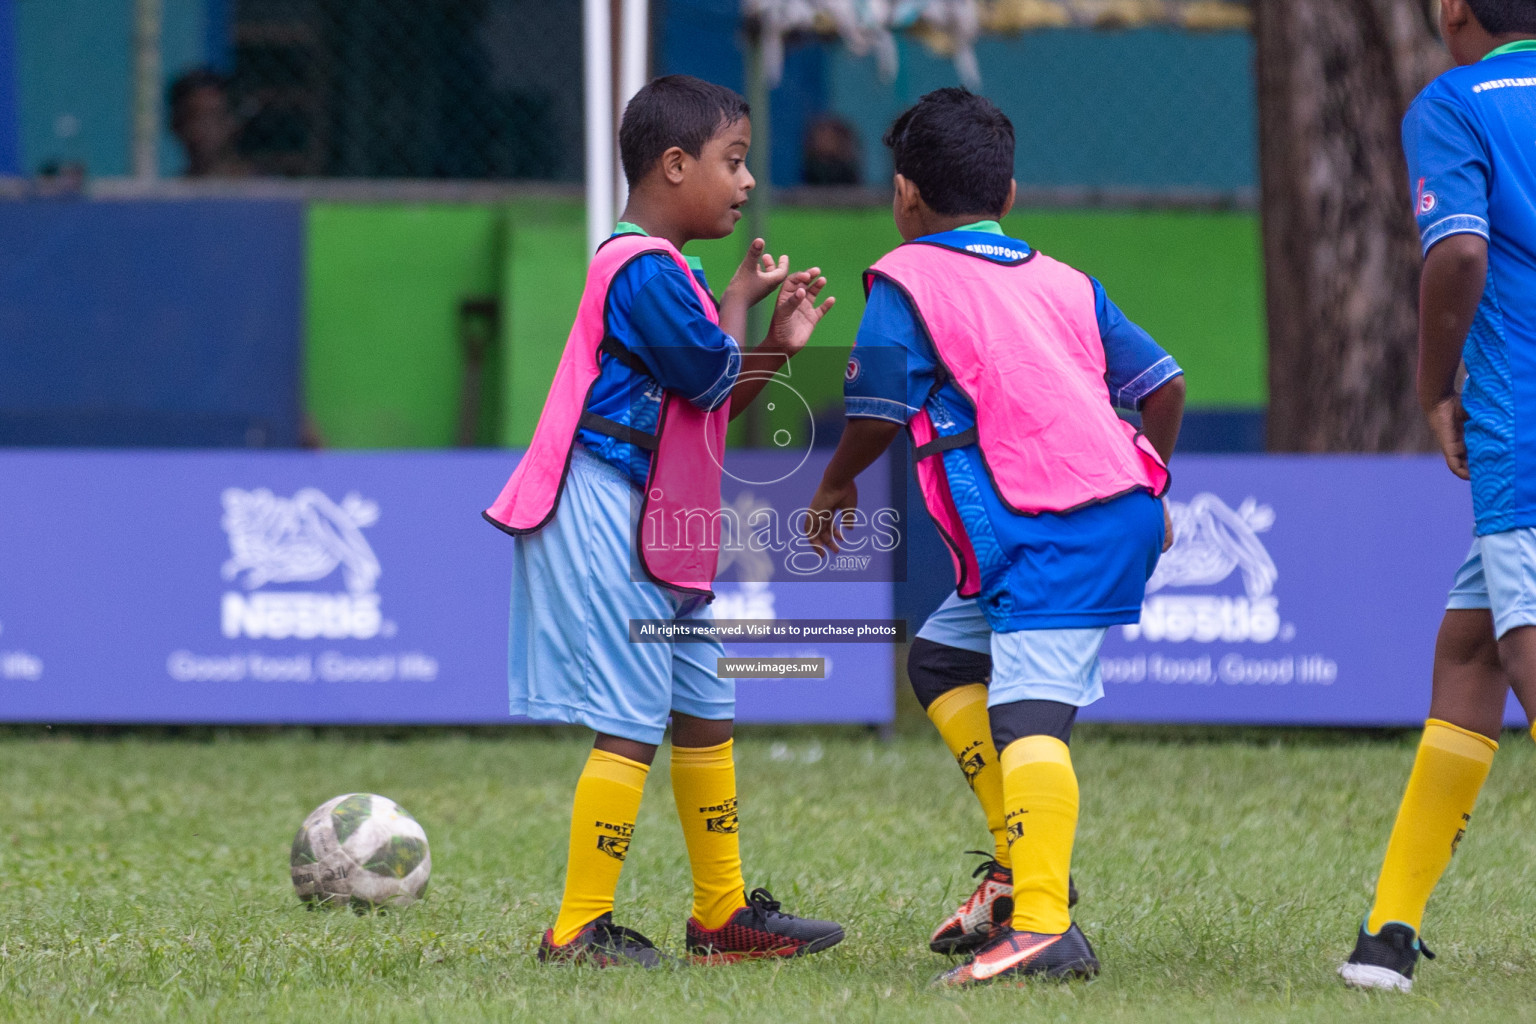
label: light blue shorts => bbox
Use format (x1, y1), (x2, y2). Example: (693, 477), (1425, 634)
(915, 591), (993, 654)
(916, 592), (1108, 708)
(1445, 527), (1536, 639)
(507, 446), (732, 744)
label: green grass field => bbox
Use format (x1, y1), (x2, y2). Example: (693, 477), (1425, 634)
(2, 726), (1535, 1022)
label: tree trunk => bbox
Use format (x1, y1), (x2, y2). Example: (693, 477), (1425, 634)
(1255, 0), (1450, 451)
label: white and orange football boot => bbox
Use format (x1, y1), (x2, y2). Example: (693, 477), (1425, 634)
(937, 923), (1099, 986)
(929, 852), (1077, 955)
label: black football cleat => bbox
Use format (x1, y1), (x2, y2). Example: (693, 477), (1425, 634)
(929, 851), (1078, 955)
(686, 887), (845, 962)
(1338, 922), (1434, 993)
(937, 923), (1099, 987)
(537, 912), (667, 968)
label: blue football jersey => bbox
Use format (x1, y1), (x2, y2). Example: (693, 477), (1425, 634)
(1404, 40), (1536, 534)
(846, 222), (1181, 630)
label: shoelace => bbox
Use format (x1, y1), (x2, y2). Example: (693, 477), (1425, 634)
(593, 918), (657, 951)
(965, 849), (1007, 880)
(746, 886), (788, 923)
(1380, 926), (1435, 961)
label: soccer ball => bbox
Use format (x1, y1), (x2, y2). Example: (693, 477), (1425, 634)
(290, 793), (431, 911)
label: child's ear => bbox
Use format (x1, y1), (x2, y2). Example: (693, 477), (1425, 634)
(894, 173), (921, 214)
(661, 146), (689, 185)
(999, 180), (1016, 220)
(1442, 0), (1471, 36)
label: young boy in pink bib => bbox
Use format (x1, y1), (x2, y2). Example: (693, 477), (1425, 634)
(806, 88), (1185, 985)
(484, 75), (840, 966)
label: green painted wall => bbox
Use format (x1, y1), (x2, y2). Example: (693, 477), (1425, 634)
(497, 203), (586, 448)
(688, 206), (1266, 411)
(304, 200), (1266, 449)
(306, 203), (502, 448)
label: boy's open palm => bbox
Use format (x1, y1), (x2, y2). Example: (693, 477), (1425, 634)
(726, 238), (790, 308)
(769, 269), (835, 355)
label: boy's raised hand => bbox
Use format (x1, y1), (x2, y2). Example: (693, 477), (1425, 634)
(725, 238), (790, 309)
(767, 267), (835, 355)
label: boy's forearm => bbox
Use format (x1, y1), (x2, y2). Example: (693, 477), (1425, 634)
(820, 418), (903, 489)
(727, 338), (794, 419)
(717, 295), (749, 359)
(1418, 234), (1488, 412)
(1139, 375), (1185, 465)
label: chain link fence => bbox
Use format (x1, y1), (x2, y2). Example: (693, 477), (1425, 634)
(147, 0), (1258, 192)
(225, 0), (583, 180)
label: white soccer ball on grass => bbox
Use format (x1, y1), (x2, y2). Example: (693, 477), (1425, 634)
(290, 793), (431, 911)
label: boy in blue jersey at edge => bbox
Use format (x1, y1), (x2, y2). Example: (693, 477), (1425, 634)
(1340, 0), (1536, 994)
(804, 88), (1185, 985)
(487, 76), (842, 968)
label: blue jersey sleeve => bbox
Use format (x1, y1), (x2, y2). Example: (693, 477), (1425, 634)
(1404, 92), (1491, 256)
(1092, 278), (1183, 410)
(615, 255), (741, 411)
(844, 278), (939, 423)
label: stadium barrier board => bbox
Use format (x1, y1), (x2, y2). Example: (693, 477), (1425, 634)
(0, 451), (1514, 727)
(1087, 455), (1523, 726)
(0, 449), (895, 726)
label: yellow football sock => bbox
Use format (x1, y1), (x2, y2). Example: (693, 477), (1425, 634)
(671, 739), (748, 929)
(927, 684), (1011, 868)
(1366, 719), (1496, 934)
(1000, 734), (1078, 934)
(551, 748), (649, 945)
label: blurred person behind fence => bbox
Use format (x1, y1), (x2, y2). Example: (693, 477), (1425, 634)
(168, 68), (252, 178)
(802, 114), (862, 186)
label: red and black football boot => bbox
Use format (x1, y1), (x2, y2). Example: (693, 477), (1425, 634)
(929, 851), (1079, 955)
(937, 923), (1099, 987)
(537, 912), (668, 968)
(686, 887), (845, 962)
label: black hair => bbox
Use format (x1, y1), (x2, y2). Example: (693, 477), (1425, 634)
(883, 87), (1013, 217)
(167, 67), (230, 125)
(1467, 0), (1536, 34)
(619, 75), (750, 186)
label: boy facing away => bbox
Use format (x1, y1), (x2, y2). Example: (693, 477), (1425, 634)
(483, 75), (840, 967)
(804, 88), (1184, 986)
(1340, 0), (1536, 993)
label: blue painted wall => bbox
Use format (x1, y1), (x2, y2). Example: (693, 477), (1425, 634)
(0, 0), (18, 175)
(0, 200), (304, 447)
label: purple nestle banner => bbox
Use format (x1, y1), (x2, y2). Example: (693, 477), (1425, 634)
(0, 451), (1512, 727)
(1083, 455), (1520, 727)
(0, 450), (894, 725)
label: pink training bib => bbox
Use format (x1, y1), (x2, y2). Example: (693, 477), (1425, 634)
(866, 241), (1169, 597)
(484, 234), (732, 597)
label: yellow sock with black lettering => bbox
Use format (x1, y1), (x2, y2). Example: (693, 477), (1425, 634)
(671, 739), (748, 929)
(551, 748), (649, 945)
(1000, 735), (1078, 934)
(1366, 719), (1496, 934)
(927, 684), (1011, 868)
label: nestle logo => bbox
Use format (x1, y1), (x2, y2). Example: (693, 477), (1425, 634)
(1123, 493), (1287, 645)
(218, 487), (388, 641)
(221, 592), (382, 640)
(1124, 595), (1280, 643)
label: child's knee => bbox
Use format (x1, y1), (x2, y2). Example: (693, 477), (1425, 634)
(909, 637), (991, 710)
(989, 699), (1078, 754)
(670, 713), (733, 748)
